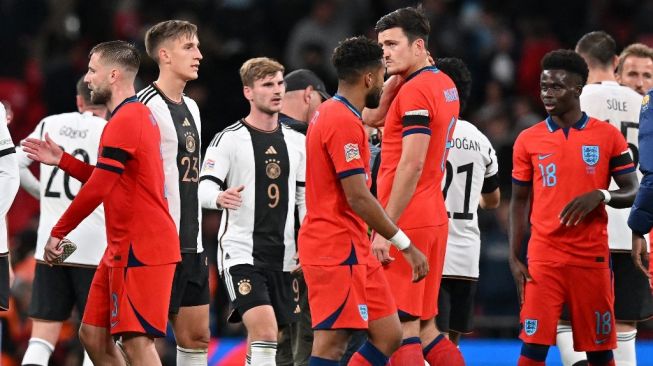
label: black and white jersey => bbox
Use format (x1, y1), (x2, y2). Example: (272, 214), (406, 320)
(0, 104), (19, 254)
(138, 84), (203, 253)
(580, 81), (643, 251)
(15, 112), (106, 264)
(198, 120), (306, 272)
(442, 120), (498, 279)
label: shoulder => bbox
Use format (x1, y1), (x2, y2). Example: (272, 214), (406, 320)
(207, 120), (245, 148)
(281, 123), (306, 140)
(182, 95), (200, 111)
(137, 84), (162, 106)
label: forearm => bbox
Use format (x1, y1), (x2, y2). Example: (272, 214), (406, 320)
(18, 164), (39, 199)
(296, 185), (306, 224)
(51, 168), (118, 238)
(58, 152), (95, 183)
(198, 178), (221, 210)
(348, 192), (399, 239)
(385, 162), (423, 222)
(509, 190), (530, 262)
(604, 186), (637, 209)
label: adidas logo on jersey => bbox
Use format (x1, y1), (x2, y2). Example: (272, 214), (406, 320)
(265, 146), (278, 155)
(182, 118), (191, 127)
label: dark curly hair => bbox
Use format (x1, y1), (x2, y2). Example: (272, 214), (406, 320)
(375, 7), (430, 44)
(331, 36), (383, 83)
(435, 58), (471, 113)
(541, 49), (588, 86)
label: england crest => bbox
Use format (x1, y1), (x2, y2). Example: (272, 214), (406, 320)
(524, 319), (538, 336)
(582, 145), (600, 166)
(358, 304), (369, 321)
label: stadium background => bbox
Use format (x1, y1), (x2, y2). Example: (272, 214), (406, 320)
(1, 0), (652, 364)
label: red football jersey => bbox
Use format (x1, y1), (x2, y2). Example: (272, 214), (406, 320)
(512, 114), (635, 267)
(299, 95), (371, 266)
(52, 97), (180, 267)
(377, 66), (459, 229)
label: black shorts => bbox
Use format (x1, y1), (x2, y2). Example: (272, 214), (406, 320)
(222, 264), (298, 326)
(169, 252), (210, 314)
(0, 254), (9, 310)
(612, 252), (653, 321)
(435, 277), (477, 334)
(28, 262), (96, 321)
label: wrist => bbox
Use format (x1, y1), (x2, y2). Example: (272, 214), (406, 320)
(597, 189), (611, 204)
(389, 230), (411, 251)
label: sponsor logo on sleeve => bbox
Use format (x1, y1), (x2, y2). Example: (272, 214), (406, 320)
(444, 88), (459, 102)
(344, 143), (361, 162)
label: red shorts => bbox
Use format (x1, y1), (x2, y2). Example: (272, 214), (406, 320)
(383, 224), (447, 320)
(520, 261), (616, 351)
(82, 261), (176, 337)
(304, 259), (396, 330)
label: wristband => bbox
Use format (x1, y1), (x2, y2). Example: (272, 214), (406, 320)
(598, 189), (611, 204)
(389, 230), (411, 251)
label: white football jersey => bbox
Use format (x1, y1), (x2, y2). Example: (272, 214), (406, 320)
(138, 84), (203, 253)
(580, 81), (643, 251)
(0, 104), (19, 253)
(199, 120), (306, 272)
(16, 111), (107, 265)
(442, 120), (498, 278)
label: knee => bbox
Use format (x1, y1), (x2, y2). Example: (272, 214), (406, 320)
(78, 325), (94, 351)
(176, 328), (210, 350)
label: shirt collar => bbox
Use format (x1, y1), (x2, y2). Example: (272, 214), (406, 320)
(405, 65), (439, 83)
(111, 95), (138, 116)
(333, 94), (362, 120)
(545, 112), (589, 132)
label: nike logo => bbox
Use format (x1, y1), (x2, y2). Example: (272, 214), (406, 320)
(110, 321), (119, 328)
(538, 153), (554, 160)
(595, 338), (608, 344)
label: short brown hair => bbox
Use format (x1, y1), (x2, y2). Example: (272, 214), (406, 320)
(89, 40), (140, 74)
(617, 43), (653, 75)
(145, 20), (198, 63)
(239, 57), (284, 87)
(375, 7), (430, 44)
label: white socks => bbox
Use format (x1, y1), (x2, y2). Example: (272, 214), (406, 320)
(556, 324), (586, 366)
(82, 350), (93, 366)
(614, 330), (637, 366)
(176, 345), (208, 366)
(22, 338), (55, 365)
(251, 341), (277, 366)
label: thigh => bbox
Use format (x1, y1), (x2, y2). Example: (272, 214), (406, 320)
(519, 262), (565, 346)
(29, 263), (76, 321)
(222, 264), (271, 323)
(365, 260), (397, 323)
(303, 264), (368, 330)
(82, 262), (111, 329)
(567, 266), (616, 352)
(110, 263), (176, 337)
(447, 278), (477, 334)
(611, 252), (653, 321)
(170, 252), (210, 315)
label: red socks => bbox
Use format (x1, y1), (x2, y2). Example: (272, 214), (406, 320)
(423, 335), (465, 366)
(389, 337), (424, 366)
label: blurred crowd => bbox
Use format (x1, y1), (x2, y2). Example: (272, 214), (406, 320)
(3, 0), (653, 364)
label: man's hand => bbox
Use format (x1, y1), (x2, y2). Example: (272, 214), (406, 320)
(632, 233), (651, 278)
(372, 233), (394, 265)
(400, 244), (429, 282)
(217, 185), (245, 210)
(559, 190), (603, 226)
(509, 256), (532, 305)
(21, 133), (63, 166)
(43, 236), (64, 266)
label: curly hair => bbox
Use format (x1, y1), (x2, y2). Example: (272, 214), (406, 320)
(541, 49), (589, 86)
(331, 36), (383, 83)
(435, 57), (472, 113)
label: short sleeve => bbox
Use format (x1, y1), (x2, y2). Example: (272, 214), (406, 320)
(396, 86), (432, 137)
(324, 119), (367, 179)
(199, 131), (232, 188)
(96, 108), (143, 174)
(512, 132), (532, 185)
(608, 127), (635, 176)
(484, 138), (499, 178)
(0, 106), (15, 157)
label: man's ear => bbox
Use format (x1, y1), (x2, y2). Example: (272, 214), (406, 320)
(304, 86), (314, 104)
(243, 86), (253, 101)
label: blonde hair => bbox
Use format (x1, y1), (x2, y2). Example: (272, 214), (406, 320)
(617, 43), (653, 75)
(239, 57), (284, 87)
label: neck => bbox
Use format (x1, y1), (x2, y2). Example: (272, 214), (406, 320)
(83, 106), (108, 118)
(551, 108), (583, 128)
(280, 104), (307, 123)
(401, 57), (431, 79)
(154, 72), (187, 103)
(336, 84), (365, 113)
(587, 68), (616, 84)
(245, 108), (278, 131)
(107, 86), (137, 114)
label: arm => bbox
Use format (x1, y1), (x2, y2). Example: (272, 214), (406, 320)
(198, 177), (244, 210)
(21, 132), (95, 183)
(341, 173), (428, 282)
(628, 172), (653, 277)
(198, 132), (242, 210)
(362, 75), (404, 128)
(508, 183), (532, 305)
(385, 134), (430, 222)
(15, 148), (39, 199)
(480, 188), (500, 209)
